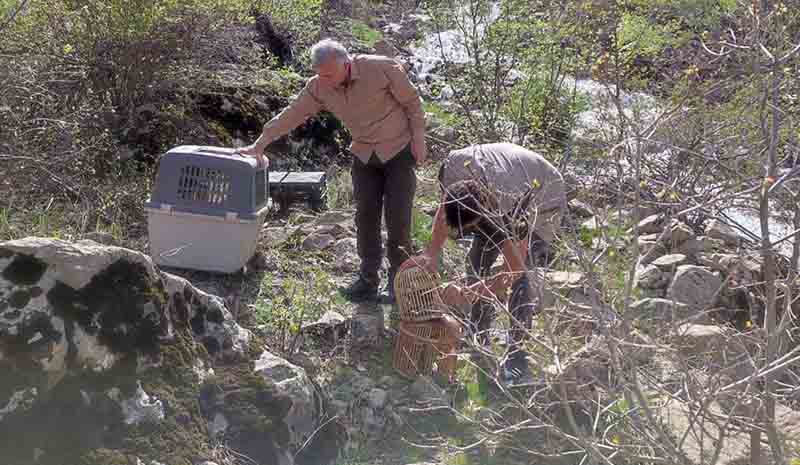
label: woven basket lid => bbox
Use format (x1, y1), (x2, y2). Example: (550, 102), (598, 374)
(394, 266), (446, 321)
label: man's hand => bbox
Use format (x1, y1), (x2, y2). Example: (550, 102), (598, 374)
(411, 136), (427, 165)
(399, 252), (437, 274)
(237, 144), (269, 168)
(442, 283), (471, 306)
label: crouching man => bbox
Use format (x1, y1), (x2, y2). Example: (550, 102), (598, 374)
(400, 142), (566, 386)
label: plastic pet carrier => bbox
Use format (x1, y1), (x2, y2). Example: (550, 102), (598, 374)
(145, 146), (269, 273)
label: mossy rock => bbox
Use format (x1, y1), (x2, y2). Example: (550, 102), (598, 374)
(0, 329), (213, 465)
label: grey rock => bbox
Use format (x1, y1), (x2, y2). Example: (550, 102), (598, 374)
(314, 210), (353, 226)
(81, 231), (116, 246)
(640, 242), (668, 265)
(121, 381), (165, 426)
(568, 199), (594, 217)
(264, 226), (293, 245)
(163, 273), (251, 361)
(581, 216), (602, 231)
(349, 306), (383, 348)
(634, 265), (668, 289)
(631, 298), (696, 326)
(667, 221), (694, 246)
(431, 125), (457, 143)
(409, 376), (446, 402)
(667, 265), (722, 312)
(634, 214), (665, 235)
(254, 350), (318, 450)
(705, 219), (740, 246)
(637, 236), (658, 249)
(302, 233), (335, 251)
(651, 253), (688, 270)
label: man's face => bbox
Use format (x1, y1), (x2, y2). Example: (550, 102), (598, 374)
(316, 58), (349, 88)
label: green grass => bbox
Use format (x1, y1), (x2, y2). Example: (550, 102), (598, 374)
(0, 207), (17, 241)
(350, 20), (383, 47)
(424, 101), (463, 128)
(253, 265), (347, 352)
(411, 207), (433, 248)
(325, 168), (354, 210)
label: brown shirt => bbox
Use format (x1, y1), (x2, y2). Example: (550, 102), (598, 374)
(440, 143), (567, 242)
(260, 54), (425, 164)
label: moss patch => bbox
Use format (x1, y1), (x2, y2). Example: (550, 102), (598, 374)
(0, 329), (213, 465)
(200, 364), (294, 464)
(2, 254), (48, 286)
(9, 289), (31, 309)
(47, 259), (166, 355)
(0, 311), (62, 403)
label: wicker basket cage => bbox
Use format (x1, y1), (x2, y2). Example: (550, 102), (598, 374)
(392, 316), (462, 379)
(394, 266), (447, 322)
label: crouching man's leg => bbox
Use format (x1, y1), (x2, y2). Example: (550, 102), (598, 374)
(501, 269), (544, 387)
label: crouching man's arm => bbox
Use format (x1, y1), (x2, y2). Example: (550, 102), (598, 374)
(399, 197), (448, 273)
(443, 238), (528, 305)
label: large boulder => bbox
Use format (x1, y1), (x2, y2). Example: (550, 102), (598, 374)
(1, 238), (172, 402)
(0, 237), (262, 465)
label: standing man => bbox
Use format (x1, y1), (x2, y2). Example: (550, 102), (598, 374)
(400, 142), (566, 386)
(239, 39), (426, 303)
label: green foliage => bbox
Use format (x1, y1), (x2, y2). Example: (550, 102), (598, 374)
(616, 12), (679, 62)
(625, 0), (738, 32)
(427, 0), (587, 146)
(503, 70), (590, 147)
(350, 19), (382, 47)
(254, 266), (345, 353)
(0, 0), (16, 17)
(325, 169), (354, 210)
(411, 207), (433, 248)
(423, 101), (463, 128)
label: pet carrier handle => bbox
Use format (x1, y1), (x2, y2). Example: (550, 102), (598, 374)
(196, 146), (239, 156)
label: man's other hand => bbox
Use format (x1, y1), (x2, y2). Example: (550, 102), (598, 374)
(411, 137), (427, 165)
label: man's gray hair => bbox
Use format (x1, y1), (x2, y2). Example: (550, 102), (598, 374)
(310, 39), (349, 69)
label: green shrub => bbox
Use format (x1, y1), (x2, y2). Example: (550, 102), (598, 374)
(254, 267), (344, 353)
(350, 19), (382, 47)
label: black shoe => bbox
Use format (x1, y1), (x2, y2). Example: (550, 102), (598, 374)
(339, 276), (378, 302)
(500, 353), (535, 388)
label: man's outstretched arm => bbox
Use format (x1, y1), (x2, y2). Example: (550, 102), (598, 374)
(239, 83), (323, 165)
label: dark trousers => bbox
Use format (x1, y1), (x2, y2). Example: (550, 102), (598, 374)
(465, 232), (550, 352)
(351, 144), (416, 285)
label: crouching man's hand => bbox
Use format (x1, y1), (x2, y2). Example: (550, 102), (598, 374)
(399, 252), (437, 274)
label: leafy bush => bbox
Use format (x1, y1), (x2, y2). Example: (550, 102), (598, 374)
(254, 267), (344, 354)
(350, 19), (382, 47)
